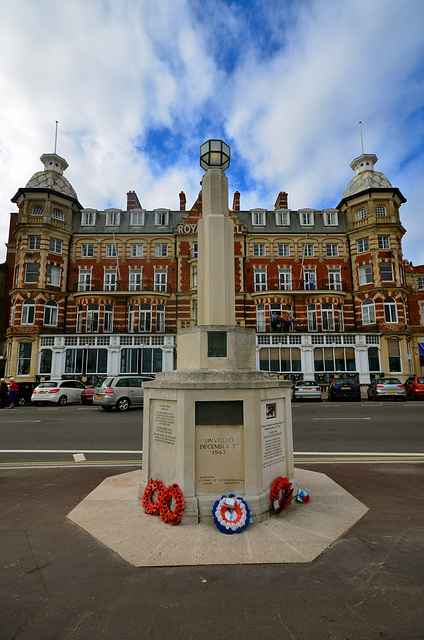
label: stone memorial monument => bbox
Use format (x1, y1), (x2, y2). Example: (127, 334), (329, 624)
(139, 140), (295, 523)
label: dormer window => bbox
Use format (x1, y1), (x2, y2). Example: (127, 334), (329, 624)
(323, 210), (338, 226)
(106, 210), (120, 226)
(81, 210), (96, 226)
(275, 210), (290, 226)
(355, 207), (367, 221)
(155, 209), (169, 226)
(251, 209), (266, 226)
(130, 210), (144, 226)
(299, 211), (314, 225)
(376, 205), (386, 216)
(31, 205), (44, 216)
(52, 208), (64, 221)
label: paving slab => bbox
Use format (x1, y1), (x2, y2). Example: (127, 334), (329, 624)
(67, 468), (368, 566)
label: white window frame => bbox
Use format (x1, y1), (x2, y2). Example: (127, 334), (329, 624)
(31, 205), (43, 216)
(81, 243), (94, 257)
(299, 210), (314, 226)
(154, 269), (167, 292)
(47, 264), (61, 287)
(28, 236), (41, 250)
(253, 243), (266, 257)
(129, 269), (143, 291)
(81, 210), (96, 226)
(49, 238), (62, 254)
(328, 269), (342, 290)
(323, 210), (338, 226)
(139, 304), (152, 332)
(304, 269), (316, 290)
(21, 298), (35, 325)
(156, 304), (165, 333)
(106, 243), (117, 258)
(279, 268), (292, 291)
(76, 305), (83, 332)
(357, 237), (369, 253)
(307, 304), (317, 331)
(86, 304), (99, 332)
(361, 299), (376, 325)
(326, 243), (339, 257)
(251, 209), (266, 226)
(321, 303), (335, 331)
(52, 208), (64, 221)
(155, 209), (169, 226)
(24, 263), (39, 283)
(358, 264), (373, 286)
(104, 305), (114, 332)
(104, 269), (117, 291)
(105, 210), (120, 226)
(128, 305), (136, 332)
(381, 262), (394, 282)
(275, 210), (290, 226)
(378, 235), (390, 250)
(256, 304), (266, 332)
(78, 269), (92, 292)
(418, 276), (424, 291)
(384, 297), (398, 323)
(355, 207), (367, 221)
(155, 243), (168, 257)
(130, 243), (143, 257)
(130, 210), (144, 226)
(376, 205), (387, 217)
(254, 268), (267, 292)
(301, 243), (314, 258)
(277, 243), (290, 257)
(44, 300), (58, 326)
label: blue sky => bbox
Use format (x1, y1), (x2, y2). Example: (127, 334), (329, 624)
(1, 0), (424, 263)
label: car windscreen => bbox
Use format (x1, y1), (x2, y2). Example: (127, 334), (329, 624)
(417, 377), (424, 384)
(98, 377), (114, 387)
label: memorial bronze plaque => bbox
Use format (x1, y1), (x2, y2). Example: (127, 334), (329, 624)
(195, 400), (243, 425)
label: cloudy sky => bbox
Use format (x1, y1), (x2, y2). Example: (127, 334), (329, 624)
(1, 0), (424, 264)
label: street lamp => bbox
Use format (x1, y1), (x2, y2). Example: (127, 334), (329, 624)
(200, 139), (230, 171)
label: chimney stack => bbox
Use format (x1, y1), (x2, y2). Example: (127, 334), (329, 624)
(274, 191), (288, 209)
(232, 191), (240, 211)
(179, 191), (186, 211)
(126, 190), (142, 210)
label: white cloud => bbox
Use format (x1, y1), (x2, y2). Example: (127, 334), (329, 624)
(0, 0), (424, 268)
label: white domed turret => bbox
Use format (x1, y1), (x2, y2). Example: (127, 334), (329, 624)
(342, 153), (392, 200)
(25, 153), (78, 200)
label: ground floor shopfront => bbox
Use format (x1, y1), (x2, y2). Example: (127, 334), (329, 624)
(4, 329), (419, 390)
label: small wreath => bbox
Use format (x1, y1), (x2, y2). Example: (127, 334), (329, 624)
(158, 483), (185, 525)
(142, 479), (166, 515)
(212, 494), (251, 534)
(270, 476), (293, 514)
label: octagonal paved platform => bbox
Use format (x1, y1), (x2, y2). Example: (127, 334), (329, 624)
(67, 468), (368, 566)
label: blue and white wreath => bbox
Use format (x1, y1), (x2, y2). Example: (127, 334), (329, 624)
(212, 494), (251, 534)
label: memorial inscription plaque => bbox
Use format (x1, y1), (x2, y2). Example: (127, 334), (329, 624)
(151, 400), (177, 479)
(261, 401), (286, 487)
(195, 425), (244, 494)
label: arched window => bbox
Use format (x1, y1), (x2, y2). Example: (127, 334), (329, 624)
(21, 298), (35, 325)
(44, 300), (58, 326)
(384, 297), (397, 323)
(355, 207), (367, 221)
(361, 299), (376, 325)
(375, 205), (386, 216)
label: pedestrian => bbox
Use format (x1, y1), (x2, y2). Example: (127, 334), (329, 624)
(8, 377), (18, 409)
(271, 312), (278, 332)
(289, 313), (298, 332)
(0, 378), (7, 408)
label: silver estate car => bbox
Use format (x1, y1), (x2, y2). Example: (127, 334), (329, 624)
(93, 375), (155, 411)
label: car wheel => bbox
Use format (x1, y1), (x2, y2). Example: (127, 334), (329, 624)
(101, 406), (113, 411)
(116, 397), (130, 412)
(58, 395), (68, 406)
(18, 396), (26, 406)
(400, 396), (407, 402)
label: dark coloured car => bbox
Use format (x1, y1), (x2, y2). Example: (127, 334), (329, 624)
(328, 377), (361, 402)
(367, 378), (407, 401)
(403, 375), (424, 400)
(5, 382), (38, 406)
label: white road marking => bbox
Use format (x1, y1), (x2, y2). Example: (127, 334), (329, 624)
(0, 449), (142, 453)
(312, 417), (371, 420)
(73, 453), (86, 462)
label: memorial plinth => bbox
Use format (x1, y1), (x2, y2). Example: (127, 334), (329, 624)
(139, 139), (295, 523)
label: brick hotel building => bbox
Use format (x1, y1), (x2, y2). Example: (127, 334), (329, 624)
(1, 149), (424, 390)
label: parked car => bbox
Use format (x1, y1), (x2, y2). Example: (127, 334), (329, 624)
(367, 378), (407, 401)
(293, 380), (322, 401)
(81, 387), (95, 404)
(328, 377), (361, 402)
(5, 381), (38, 406)
(403, 375), (424, 400)
(93, 375), (155, 411)
(31, 380), (87, 405)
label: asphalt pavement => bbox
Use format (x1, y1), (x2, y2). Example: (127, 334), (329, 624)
(1, 462), (423, 640)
